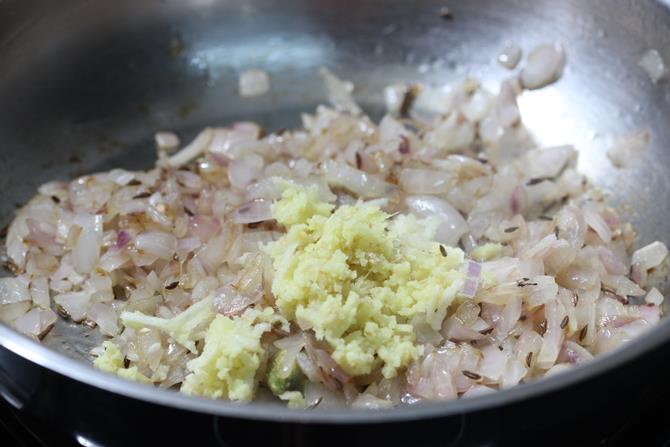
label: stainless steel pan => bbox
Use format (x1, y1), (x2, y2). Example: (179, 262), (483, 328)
(2, 0), (670, 444)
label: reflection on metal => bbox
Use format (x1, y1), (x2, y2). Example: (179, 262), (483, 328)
(191, 36), (332, 81)
(0, 386), (23, 410)
(76, 433), (104, 447)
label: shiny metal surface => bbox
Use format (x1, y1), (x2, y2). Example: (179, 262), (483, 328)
(2, 0), (670, 422)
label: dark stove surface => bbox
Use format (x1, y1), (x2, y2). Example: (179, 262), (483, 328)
(2, 380), (670, 447)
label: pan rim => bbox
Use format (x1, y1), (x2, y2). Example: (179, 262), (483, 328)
(1, 316), (669, 423)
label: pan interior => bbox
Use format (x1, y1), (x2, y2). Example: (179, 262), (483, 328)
(1, 0), (670, 417)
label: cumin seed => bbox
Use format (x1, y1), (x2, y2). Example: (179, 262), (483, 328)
(165, 281), (179, 290)
(516, 279), (538, 287)
(560, 316), (569, 329)
(462, 370), (481, 380)
(579, 326), (588, 341)
(526, 177), (551, 186)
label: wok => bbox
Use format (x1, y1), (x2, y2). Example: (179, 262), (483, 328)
(2, 0), (670, 445)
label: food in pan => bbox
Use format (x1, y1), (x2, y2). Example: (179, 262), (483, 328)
(1, 44), (667, 408)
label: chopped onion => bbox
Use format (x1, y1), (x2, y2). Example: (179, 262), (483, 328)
(501, 359), (527, 388)
(303, 334), (351, 391)
(87, 303), (119, 336)
(461, 89), (493, 123)
(405, 195), (468, 246)
(399, 169), (454, 194)
(0, 301), (31, 324)
(239, 69), (271, 97)
(54, 291), (90, 322)
(115, 230), (132, 250)
(322, 160), (395, 198)
(274, 334), (306, 376)
(479, 344), (508, 381)
(378, 115), (410, 143)
(602, 274), (645, 297)
(207, 126), (260, 160)
(423, 114), (476, 153)
(526, 146), (575, 179)
(443, 320), (484, 342)
(640, 303), (661, 325)
(247, 178), (281, 201)
(135, 232), (177, 260)
(319, 68), (361, 115)
(25, 218), (57, 250)
(154, 131), (180, 152)
(228, 155), (264, 189)
(495, 80), (521, 127)
(189, 216), (221, 242)
(597, 246), (627, 276)
(12, 308), (57, 339)
(525, 276), (559, 308)
(558, 341), (593, 365)
(583, 208), (611, 243)
(607, 129), (650, 168)
(6, 215), (29, 268)
(228, 199), (273, 224)
(520, 43), (566, 90)
(384, 83), (413, 116)
(461, 260), (482, 298)
(408, 349), (458, 401)
(632, 241), (668, 271)
(72, 214), (103, 274)
(645, 287), (664, 306)
(166, 128), (213, 168)
(638, 49), (667, 83)
(352, 393), (394, 409)
(497, 41), (522, 69)
(0, 277), (30, 305)
(462, 385), (497, 398)
(556, 206), (586, 249)
(29, 277), (50, 309)
(175, 170), (204, 191)
(212, 285), (259, 317)
(536, 300), (564, 369)
(413, 317), (445, 344)
(545, 364), (571, 377)
(98, 250), (131, 273)
(303, 382), (346, 409)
